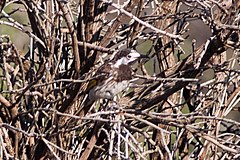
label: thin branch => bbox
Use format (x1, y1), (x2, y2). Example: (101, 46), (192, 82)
(103, 1), (184, 41)
(58, 1), (80, 72)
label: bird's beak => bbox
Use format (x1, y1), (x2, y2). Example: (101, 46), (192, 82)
(139, 54), (149, 59)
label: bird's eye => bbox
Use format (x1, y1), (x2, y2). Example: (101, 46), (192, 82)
(127, 55), (131, 59)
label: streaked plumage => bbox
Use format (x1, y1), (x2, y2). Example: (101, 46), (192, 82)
(88, 48), (148, 101)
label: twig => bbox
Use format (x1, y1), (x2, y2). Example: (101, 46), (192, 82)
(0, 130), (12, 159)
(116, 129), (147, 160)
(0, 17), (45, 48)
(124, 113), (170, 134)
(0, 94), (11, 107)
(79, 122), (104, 160)
(134, 74), (199, 82)
(193, 131), (238, 154)
(42, 138), (61, 160)
(58, 1), (80, 72)
(103, 1), (184, 41)
(42, 137), (76, 156)
(0, 123), (37, 138)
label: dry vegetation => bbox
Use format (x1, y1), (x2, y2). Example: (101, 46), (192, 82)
(0, 0), (240, 159)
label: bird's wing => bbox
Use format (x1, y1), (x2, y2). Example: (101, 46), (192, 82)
(86, 63), (112, 91)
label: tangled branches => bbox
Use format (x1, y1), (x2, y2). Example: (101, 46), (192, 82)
(0, 0), (239, 159)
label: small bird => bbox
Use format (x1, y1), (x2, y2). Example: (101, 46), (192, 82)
(87, 48), (148, 102)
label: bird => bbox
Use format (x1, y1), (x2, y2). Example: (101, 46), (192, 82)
(87, 48), (149, 102)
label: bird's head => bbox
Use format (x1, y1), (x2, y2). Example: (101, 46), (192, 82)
(112, 49), (148, 67)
